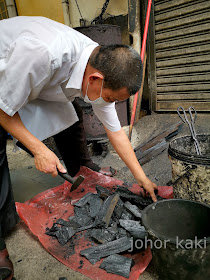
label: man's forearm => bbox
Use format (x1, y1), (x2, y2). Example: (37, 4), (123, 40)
(104, 127), (147, 184)
(0, 109), (46, 156)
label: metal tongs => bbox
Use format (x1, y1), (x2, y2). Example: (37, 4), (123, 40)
(177, 106), (201, 155)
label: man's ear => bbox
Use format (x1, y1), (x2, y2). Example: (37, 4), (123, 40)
(89, 72), (104, 84)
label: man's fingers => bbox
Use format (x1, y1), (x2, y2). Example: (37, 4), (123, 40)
(150, 191), (157, 203)
(56, 161), (67, 174)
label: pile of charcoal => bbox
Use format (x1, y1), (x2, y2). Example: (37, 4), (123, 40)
(46, 185), (163, 278)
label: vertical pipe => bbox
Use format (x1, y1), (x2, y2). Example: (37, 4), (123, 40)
(141, 0), (152, 61)
(62, 0), (72, 26)
(128, 0), (142, 123)
(129, 0), (152, 140)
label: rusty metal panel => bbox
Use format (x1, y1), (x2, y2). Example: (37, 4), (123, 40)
(148, 0), (210, 111)
(0, 0), (8, 20)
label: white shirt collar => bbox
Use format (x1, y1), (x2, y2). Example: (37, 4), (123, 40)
(66, 44), (98, 91)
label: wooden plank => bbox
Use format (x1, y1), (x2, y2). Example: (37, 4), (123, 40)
(157, 93), (210, 101)
(157, 101), (210, 111)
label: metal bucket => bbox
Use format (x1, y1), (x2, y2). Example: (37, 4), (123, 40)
(168, 135), (210, 205)
(74, 24), (128, 140)
(142, 199), (210, 280)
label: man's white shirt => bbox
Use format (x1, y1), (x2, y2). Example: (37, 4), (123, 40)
(0, 16), (121, 142)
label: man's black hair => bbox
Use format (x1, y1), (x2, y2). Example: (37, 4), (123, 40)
(89, 44), (143, 95)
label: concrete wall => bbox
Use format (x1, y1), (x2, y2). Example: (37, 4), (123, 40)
(68, 0), (128, 28)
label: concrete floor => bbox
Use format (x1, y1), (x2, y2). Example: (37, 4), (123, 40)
(5, 112), (210, 280)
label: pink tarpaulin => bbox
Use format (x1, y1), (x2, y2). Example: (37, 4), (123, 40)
(16, 167), (173, 280)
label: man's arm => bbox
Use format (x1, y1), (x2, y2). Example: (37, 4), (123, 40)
(104, 126), (158, 202)
(0, 109), (66, 176)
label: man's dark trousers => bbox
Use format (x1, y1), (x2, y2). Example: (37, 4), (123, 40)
(0, 126), (19, 237)
(53, 99), (99, 177)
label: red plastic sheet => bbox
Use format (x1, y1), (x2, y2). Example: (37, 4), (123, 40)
(16, 167), (173, 280)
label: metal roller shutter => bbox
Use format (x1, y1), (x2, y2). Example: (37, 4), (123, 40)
(148, 0), (210, 111)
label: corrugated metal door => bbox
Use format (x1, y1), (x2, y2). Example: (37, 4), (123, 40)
(15, 0), (64, 23)
(148, 0), (210, 111)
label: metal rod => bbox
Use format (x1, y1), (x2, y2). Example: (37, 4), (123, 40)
(129, 0), (153, 140)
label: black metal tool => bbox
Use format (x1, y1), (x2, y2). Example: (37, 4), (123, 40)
(177, 106), (201, 155)
(57, 170), (84, 192)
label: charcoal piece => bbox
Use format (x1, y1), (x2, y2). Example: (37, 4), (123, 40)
(116, 227), (129, 239)
(55, 218), (80, 230)
(56, 226), (76, 245)
(88, 194), (103, 218)
(90, 228), (116, 244)
(67, 216), (81, 230)
(74, 205), (93, 226)
(74, 193), (94, 207)
(45, 230), (57, 237)
(107, 223), (118, 235)
(119, 220), (147, 239)
(94, 193), (120, 227)
(80, 236), (131, 264)
(115, 186), (143, 205)
(116, 186), (162, 207)
(54, 218), (67, 226)
(113, 199), (124, 219)
(76, 224), (94, 233)
(100, 254), (134, 278)
(96, 185), (112, 199)
(116, 186), (134, 195)
(45, 222), (62, 236)
(90, 229), (105, 243)
(49, 223), (60, 232)
(124, 201), (142, 219)
(66, 218), (80, 230)
(121, 209), (134, 220)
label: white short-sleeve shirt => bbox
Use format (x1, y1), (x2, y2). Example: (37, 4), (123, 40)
(0, 16), (121, 141)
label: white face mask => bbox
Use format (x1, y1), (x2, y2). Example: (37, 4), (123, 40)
(84, 78), (110, 106)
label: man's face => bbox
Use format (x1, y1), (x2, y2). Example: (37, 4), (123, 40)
(102, 86), (130, 103)
(82, 72), (130, 103)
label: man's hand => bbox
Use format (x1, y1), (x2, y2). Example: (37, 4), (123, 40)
(104, 127), (158, 203)
(34, 146), (66, 177)
(0, 110), (66, 177)
(138, 177), (158, 202)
